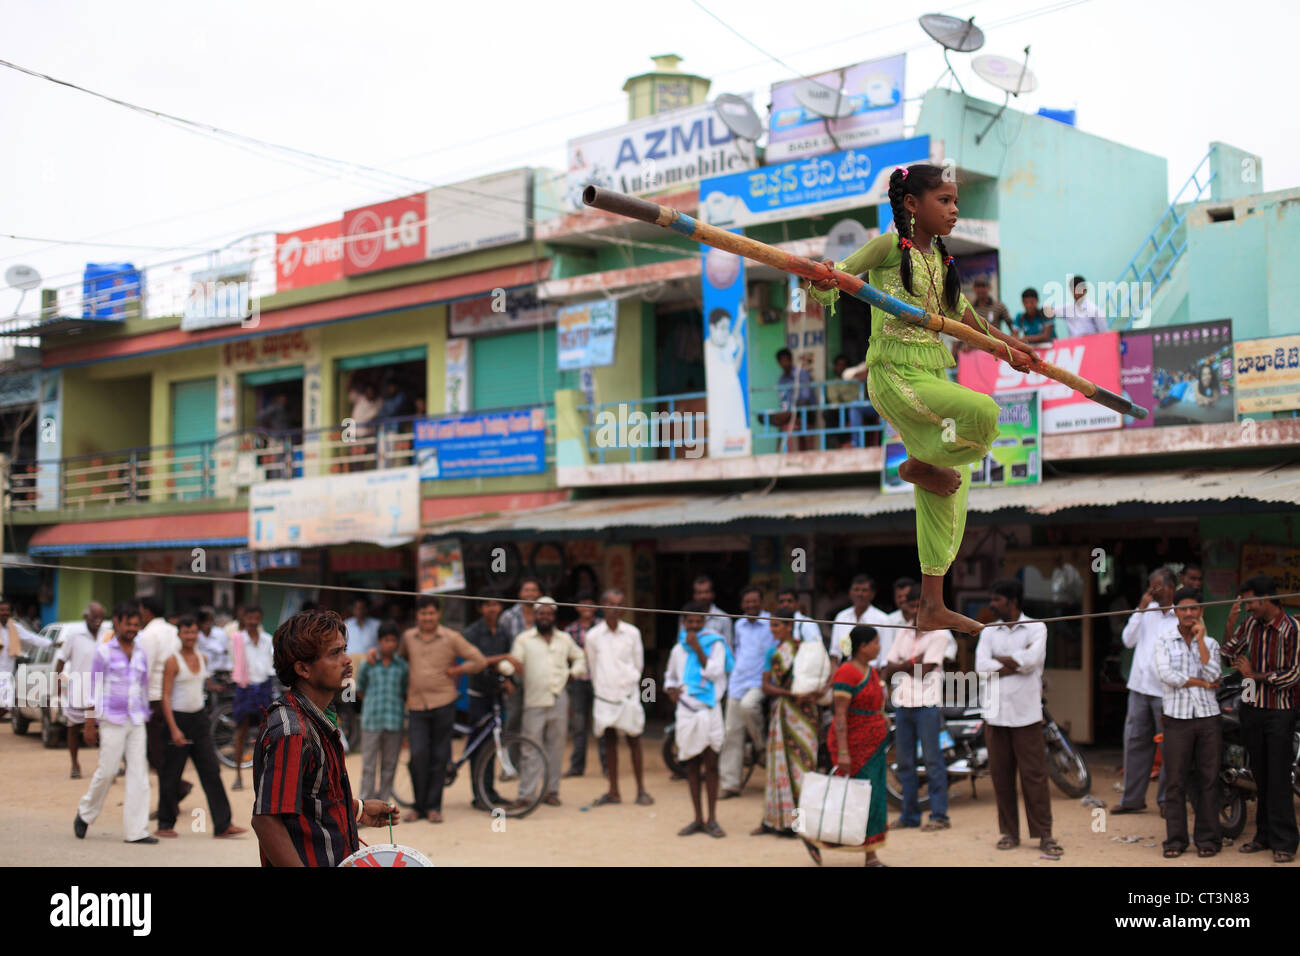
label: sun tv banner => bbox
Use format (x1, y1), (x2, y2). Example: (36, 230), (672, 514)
(701, 231), (751, 458)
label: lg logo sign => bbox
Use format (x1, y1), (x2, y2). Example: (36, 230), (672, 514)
(342, 194), (427, 274)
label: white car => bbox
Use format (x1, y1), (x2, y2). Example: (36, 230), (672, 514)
(9, 622), (69, 748)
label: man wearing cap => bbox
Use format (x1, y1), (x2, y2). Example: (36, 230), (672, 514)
(509, 597), (587, 806)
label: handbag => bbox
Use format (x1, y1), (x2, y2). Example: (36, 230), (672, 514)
(799, 770), (872, 846)
(791, 639), (833, 705)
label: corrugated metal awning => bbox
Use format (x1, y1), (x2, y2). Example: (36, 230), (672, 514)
(421, 464), (1300, 537)
(28, 511), (248, 556)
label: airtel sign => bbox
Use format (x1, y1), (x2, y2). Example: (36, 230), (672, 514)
(276, 220), (344, 292)
(342, 192), (427, 276)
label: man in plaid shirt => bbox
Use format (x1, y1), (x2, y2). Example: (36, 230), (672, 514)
(356, 622), (408, 804)
(1154, 587), (1222, 858)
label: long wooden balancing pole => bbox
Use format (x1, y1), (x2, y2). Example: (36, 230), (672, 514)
(582, 185), (1148, 420)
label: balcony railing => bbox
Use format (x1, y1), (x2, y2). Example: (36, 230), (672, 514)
(6, 406), (556, 512)
(577, 378), (884, 464)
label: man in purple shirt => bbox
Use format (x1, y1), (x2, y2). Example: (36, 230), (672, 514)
(75, 601), (157, 845)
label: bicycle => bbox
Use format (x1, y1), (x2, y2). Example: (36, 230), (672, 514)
(391, 699), (549, 819)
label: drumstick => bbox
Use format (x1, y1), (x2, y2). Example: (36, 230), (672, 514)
(581, 186), (1148, 420)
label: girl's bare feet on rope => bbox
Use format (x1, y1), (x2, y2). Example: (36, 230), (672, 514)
(918, 596), (984, 635)
(898, 459), (961, 497)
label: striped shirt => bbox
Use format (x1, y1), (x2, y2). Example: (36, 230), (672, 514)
(356, 656), (408, 733)
(90, 638), (150, 726)
(253, 688), (358, 867)
(1154, 626), (1222, 720)
(1221, 609), (1300, 710)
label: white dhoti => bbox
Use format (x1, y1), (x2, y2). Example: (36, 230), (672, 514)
(674, 696), (724, 760)
(593, 690), (645, 738)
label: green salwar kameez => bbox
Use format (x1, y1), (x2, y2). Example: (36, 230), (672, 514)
(812, 233), (1000, 576)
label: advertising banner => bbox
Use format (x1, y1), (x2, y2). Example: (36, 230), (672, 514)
(883, 390), (1041, 491)
(276, 220), (344, 292)
(444, 338), (471, 415)
(342, 192), (427, 276)
(958, 332), (1123, 434)
(557, 299), (618, 371)
(698, 136), (932, 230)
(414, 408), (547, 480)
(1120, 332), (1155, 429)
(426, 168), (530, 261)
(1119, 320), (1234, 427)
(564, 99), (758, 210)
(1234, 334), (1300, 415)
(249, 467), (419, 550)
(767, 54), (906, 162)
(419, 538), (466, 593)
(700, 231), (751, 458)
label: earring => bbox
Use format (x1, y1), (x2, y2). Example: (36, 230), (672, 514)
(909, 215), (915, 232)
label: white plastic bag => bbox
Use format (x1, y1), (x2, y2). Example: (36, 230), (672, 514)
(798, 770), (872, 846)
(791, 638), (832, 704)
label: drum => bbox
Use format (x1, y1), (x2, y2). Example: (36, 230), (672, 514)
(338, 844), (434, 867)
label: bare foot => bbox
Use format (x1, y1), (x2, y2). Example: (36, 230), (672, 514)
(918, 598), (984, 635)
(898, 459), (961, 497)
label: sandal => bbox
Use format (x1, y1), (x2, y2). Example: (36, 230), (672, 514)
(1239, 841), (1269, 854)
(865, 857), (888, 867)
(678, 821), (705, 837)
(636, 792), (655, 806)
(1040, 837), (1064, 858)
(1274, 851), (1295, 863)
(1197, 846), (1218, 858)
(69, 768), (81, 780)
(996, 835), (1019, 850)
(801, 837), (823, 866)
(1163, 846), (1184, 859)
(704, 821), (726, 838)
(591, 793), (622, 807)
(921, 818), (951, 831)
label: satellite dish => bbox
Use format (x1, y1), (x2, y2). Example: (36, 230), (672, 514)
(919, 14), (985, 94)
(5, 265), (40, 290)
(5, 264), (41, 318)
(793, 79), (856, 119)
(972, 49), (1039, 145)
(713, 93), (762, 141)
(972, 54), (1039, 95)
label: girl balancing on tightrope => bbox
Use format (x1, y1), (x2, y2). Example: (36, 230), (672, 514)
(810, 163), (1043, 635)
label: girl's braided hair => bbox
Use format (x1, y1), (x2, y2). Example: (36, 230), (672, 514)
(887, 164), (961, 312)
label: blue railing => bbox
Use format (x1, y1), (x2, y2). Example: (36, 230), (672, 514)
(578, 379), (885, 463)
(1110, 146), (1218, 330)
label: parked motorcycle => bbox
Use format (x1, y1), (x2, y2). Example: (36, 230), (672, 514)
(882, 700), (1091, 809)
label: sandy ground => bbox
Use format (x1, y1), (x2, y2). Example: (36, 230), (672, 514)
(2, 719), (1294, 867)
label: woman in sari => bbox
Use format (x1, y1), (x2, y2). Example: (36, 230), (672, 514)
(803, 625), (888, 866)
(753, 616), (822, 837)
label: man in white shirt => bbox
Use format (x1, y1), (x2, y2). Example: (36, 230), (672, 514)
(1061, 275), (1108, 337)
(873, 577), (917, 668)
(1153, 586), (1222, 858)
(883, 583), (954, 829)
(196, 608), (231, 673)
(1115, 567), (1177, 814)
(831, 574), (891, 662)
(693, 575), (734, 651)
(776, 588), (823, 646)
(55, 601), (108, 779)
(136, 597), (182, 787)
(719, 587), (774, 798)
(586, 588), (652, 807)
(975, 579), (1061, 857)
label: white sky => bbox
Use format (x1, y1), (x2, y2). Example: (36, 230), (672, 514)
(0, 0), (1287, 307)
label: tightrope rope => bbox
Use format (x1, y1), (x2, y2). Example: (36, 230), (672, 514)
(3, 559), (1295, 633)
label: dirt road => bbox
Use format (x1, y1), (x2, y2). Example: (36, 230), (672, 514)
(0, 721), (1288, 867)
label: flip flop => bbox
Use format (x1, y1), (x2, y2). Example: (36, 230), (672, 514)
(69, 769), (81, 779)
(921, 818), (951, 831)
(1239, 841), (1269, 853)
(704, 821), (726, 838)
(635, 792), (654, 806)
(1040, 838), (1065, 858)
(801, 837), (823, 866)
(1197, 846), (1218, 858)
(997, 835), (1019, 850)
(678, 821), (705, 837)
(591, 793), (622, 807)
(1274, 851), (1295, 863)
(1163, 846), (1184, 859)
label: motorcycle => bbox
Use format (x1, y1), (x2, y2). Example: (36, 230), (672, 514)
(882, 700), (1091, 809)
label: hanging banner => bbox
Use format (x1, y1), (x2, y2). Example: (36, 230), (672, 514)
(557, 299), (618, 371)
(700, 232), (751, 458)
(414, 408), (547, 480)
(249, 467), (419, 550)
(445, 338), (471, 414)
(1234, 334), (1300, 415)
(767, 54), (906, 162)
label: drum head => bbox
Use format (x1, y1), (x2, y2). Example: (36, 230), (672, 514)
(339, 844), (434, 867)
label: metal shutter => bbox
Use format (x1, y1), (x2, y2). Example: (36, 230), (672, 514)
(471, 327), (557, 410)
